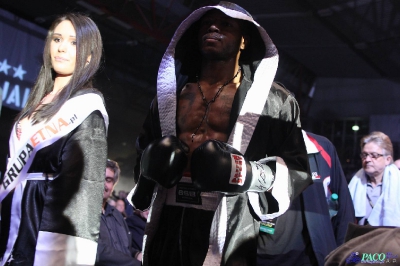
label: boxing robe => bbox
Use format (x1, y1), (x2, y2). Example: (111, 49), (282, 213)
(129, 2), (312, 265)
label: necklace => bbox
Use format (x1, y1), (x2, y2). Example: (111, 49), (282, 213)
(191, 67), (241, 142)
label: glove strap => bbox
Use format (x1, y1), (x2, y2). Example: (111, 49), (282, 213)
(249, 161), (274, 192)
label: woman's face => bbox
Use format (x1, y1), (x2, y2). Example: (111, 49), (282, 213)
(361, 142), (391, 178)
(50, 20), (77, 76)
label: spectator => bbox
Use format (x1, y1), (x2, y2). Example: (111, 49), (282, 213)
(120, 190), (134, 217)
(118, 190), (128, 199)
(113, 190), (134, 217)
(257, 131), (355, 266)
(95, 160), (141, 266)
(116, 199), (128, 218)
(108, 198), (117, 207)
(126, 209), (149, 252)
(348, 131), (400, 226)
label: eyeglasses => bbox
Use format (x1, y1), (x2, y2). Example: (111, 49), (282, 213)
(360, 152), (385, 160)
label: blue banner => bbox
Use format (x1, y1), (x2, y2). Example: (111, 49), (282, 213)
(0, 8), (46, 111)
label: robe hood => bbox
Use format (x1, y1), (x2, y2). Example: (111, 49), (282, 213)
(157, 1), (279, 153)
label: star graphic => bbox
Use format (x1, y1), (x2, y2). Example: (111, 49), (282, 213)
(0, 59), (12, 75)
(13, 64), (27, 80)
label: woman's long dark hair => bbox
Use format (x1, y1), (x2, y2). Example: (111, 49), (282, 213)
(16, 13), (103, 124)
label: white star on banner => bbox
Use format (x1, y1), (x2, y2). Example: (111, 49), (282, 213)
(13, 64), (27, 80)
(0, 59), (12, 75)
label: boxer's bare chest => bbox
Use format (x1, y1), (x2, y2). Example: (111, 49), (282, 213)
(177, 82), (237, 145)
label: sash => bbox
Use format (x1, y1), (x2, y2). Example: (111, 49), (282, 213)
(0, 93), (108, 266)
(0, 93), (108, 201)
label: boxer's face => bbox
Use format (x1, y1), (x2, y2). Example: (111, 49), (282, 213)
(198, 10), (246, 60)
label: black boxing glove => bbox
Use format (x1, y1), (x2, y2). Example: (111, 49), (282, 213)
(141, 135), (189, 188)
(130, 176), (156, 210)
(191, 139), (274, 193)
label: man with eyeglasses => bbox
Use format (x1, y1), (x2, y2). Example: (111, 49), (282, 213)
(348, 131), (400, 226)
(96, 159), (142, 265)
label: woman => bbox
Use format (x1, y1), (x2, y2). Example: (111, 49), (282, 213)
(0, 13), (108, 265)
(348, 131), (400, 226)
